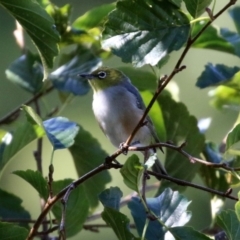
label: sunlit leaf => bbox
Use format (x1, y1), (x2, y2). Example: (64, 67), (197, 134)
(102, 0), (190, 67)
(43, 117), (79, 150)
(99, 187), (123, 211)
(216, 210), (240, 240)
(13, 170), (48, 200)
(183, 0), (212, 18)
(5, 51), (43, 94)
(0, 188), (30, 228)
(226, 124), (240, 150)
(0, 0), (60, 74)
(0, 222), (28, 240)
(120, 154), (143, 192)
(69, 126), (111, 208)
(73, 3), (116, 30)
(128, 188), (191, 239)
(51, 179), (89, 237)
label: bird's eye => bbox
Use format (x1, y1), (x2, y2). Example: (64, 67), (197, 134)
(98, 71), (107, 79)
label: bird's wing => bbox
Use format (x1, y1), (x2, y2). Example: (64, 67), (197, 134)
(122, 81), (161, 143)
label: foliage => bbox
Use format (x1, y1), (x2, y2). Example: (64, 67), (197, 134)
(0, 0), (240, 239)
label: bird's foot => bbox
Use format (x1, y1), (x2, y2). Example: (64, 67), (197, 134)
(119, 142), (129, 155)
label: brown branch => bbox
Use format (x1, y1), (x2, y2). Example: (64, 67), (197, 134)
(147, 170), (238, 201)
(124, 0), (237, 147)
(0, 85), (54, 125)
(128, 142), (240, 172)
(26, 162), (121, 240)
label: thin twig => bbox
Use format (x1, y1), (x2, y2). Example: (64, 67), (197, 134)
(0, 85), (54, 125)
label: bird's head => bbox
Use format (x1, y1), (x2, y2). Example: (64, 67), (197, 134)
(79, 67), (128, 92)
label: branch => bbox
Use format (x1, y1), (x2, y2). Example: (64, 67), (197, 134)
(0, 85), (54, 125)
(26, 161), (121, 240)
(124, 0), (237, 147)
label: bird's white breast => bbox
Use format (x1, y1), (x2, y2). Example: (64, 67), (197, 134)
(92, 86), (152, 147)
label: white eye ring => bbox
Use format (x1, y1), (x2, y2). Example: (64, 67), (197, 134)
(98, 71), (107, 79)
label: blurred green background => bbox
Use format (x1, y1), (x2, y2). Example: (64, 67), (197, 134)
(0, 0), (240, 239)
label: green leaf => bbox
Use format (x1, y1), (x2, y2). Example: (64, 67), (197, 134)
(43, 117), (79, 150)
(157, 94), (205, 192)
(102, 0), (190, 67)
(22, 105), (43, 127)
(0, 222), (28, 240)
(169, 226), (212, 240)
(227, 124), (240, 150)
(183, 0), (212, 18)
(102, 207), (139, 240)
(117, 67), (157, 91)
(216, 210), (240, 240)
(128, 188), (191, 239)
(192, 20), (237, 56)
(68, 126), (111, 209)
(51, 179), (89, 237)
(0, 188), (31, 228)
(99, 187), (123, 211)
(235, 193), (240, 221)
(0, 0), (60, 72)
(13, 170), (48, 200)
(0, 121), (45, 172)
(5, 51), (43, 94)
(73, 3), (116, 30)
(209, 85), (240, 109)
(120, 154), (143, 192)
(141, 90), (166, 142)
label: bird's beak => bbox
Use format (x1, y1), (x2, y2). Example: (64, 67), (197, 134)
(78, 73), (94, 80)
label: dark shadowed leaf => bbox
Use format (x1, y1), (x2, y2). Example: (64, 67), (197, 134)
(102, 0), (190, 67)
(99, 187), (123, 210)
(128, 188), (191, 240)
(69, 126), (111, 208)
(102, 207), (139, 240)
(73, 3), (116, 30)
(13, 170), (48, 200)
(51, 179), (89, 237)
(0, 189), (30, 228)
(183, 0), (212, 18)
(0, 222), (28, 240)
(0, 0), (60, 73)
(229, 6), (240, 34)
(5, 51), (43, 94)
(196, 63), (240, 88)
(43, 117), (79, 150)
(169, 226), (212, 240)
(120, 154), (143, 192)
(157, 94), (205, 193)
(216, 210), (240, 240)
(50, 48), (101, 95)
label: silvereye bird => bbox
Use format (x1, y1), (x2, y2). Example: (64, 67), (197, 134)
(80, 67), (167, 176)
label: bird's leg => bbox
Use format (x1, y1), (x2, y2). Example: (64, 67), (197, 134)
(119, 140), (140, 155)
